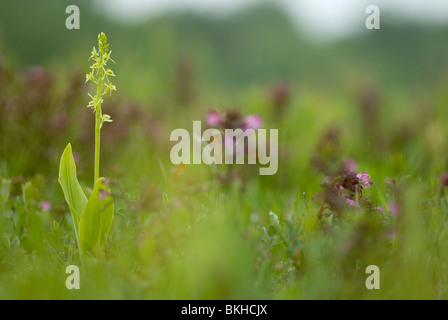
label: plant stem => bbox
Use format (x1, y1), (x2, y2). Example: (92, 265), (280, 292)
(94, 67), (103, 184)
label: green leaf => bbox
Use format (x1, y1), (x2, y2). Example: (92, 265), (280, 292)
(58, 143), (88, 240)
(79, 178), (114, 257)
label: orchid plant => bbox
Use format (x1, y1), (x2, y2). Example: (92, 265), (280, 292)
(58, 32), (116, 261)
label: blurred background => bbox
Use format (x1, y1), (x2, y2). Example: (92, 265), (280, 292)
(2, 0), (448, 93)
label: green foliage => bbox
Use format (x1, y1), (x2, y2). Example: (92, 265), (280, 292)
(79, 178), (114, 258)
(2, 1), (448, 300)
(58, 143), (87, 241)
(0, 178), (10, 207)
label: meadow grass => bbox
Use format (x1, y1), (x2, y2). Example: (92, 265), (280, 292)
(1, 66), (448, 300)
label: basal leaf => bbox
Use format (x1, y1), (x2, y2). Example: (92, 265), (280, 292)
(58, 143), (88, 240)
(79, 178), (114, 257)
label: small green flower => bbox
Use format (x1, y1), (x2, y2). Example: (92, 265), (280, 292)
(86, 32), (116, 118)
(85, 32), (117, 183)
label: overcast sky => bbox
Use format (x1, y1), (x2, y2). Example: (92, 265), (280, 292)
(101, 0), (448, 40)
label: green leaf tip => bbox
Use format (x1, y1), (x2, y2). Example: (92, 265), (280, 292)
(58, 143), (88, 240)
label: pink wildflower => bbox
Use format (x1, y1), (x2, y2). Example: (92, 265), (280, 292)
(357, 172), (373, 189)
(40, 201), (51, 212)
(344, 158), (358, 172)
(242, 114), (262, 131)
(99, 189), (110, 200)
(389, 202), (400, 217)
(357, 172), (370, 180)
(206, 110), (222, 126)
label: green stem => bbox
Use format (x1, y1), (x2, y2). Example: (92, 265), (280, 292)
(94, 67), (103, 184)
(94, 107), (101, 184)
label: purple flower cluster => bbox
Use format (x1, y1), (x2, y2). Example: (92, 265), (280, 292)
(206, 109), (263, 161)
(206, 109), (262, 131)
(318, 169), (377, 216)
(204, 109), (263, 184)
(356, 172), (373, 190)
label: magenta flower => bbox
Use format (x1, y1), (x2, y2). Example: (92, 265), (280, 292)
(99, 189), (110, 200)
(206, 110), (222, 126)
(204, 109), (263, 166)
(40, 201), (51, 212)
(357, 172), (370, 180)
(344, 158), (358, 172)
(321, 170), (379, 213)
(389, 202), (400, 217)
(357, 172), (373, 189)
(242, 114), (262, 130)
(376, 206), (384, 212)
(205, 109), (262, 131)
